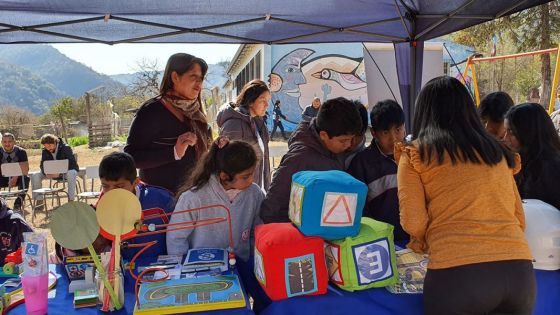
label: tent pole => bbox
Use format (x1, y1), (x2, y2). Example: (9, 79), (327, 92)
(409, 16), (417, 134)
(394, 0), (412, 39)
(410, 41), (417, 131)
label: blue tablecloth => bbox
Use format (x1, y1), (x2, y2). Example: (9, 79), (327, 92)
(6, 264), (254, 315)
(256, 269), (560, 315)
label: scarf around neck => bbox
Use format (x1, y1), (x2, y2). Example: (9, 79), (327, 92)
(161, 94), (209, 158)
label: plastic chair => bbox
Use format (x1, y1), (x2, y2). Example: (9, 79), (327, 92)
(31, 159), (69, 224)
(0, 162), (32, 217)
(53, 152), (82, 194)
(77, 166), (101, 203)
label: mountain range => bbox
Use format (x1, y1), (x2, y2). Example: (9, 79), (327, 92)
(0, 45), (228, 115)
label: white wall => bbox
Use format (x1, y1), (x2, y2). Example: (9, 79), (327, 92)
(363, 43), (443, 108)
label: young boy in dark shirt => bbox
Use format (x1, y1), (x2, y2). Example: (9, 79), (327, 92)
(347, 99), (408, 240)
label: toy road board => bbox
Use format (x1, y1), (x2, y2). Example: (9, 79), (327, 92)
(134, 274), (246, 314)
(2, 272), (57, 315)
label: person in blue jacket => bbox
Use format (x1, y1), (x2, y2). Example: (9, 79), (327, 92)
(97, 152), (175, 260)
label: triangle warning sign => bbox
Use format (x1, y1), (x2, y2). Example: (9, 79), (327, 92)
(322, 194), (354, 225)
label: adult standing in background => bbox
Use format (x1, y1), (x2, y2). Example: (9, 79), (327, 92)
(301, 97), (321, 122)
(125, 53), (211, 194)
(219, 79), (271, 191)
(270, 100), (288, 141)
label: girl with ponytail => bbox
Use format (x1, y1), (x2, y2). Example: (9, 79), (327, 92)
(166, 137), (264, 262)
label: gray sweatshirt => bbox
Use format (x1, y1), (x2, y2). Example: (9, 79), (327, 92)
(166, 175), (264, 261)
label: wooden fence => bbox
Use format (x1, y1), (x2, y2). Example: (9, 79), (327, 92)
(88, 123), (112, 148)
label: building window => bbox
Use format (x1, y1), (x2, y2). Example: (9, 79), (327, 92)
(234, 50), (264, 92)
(256, 51), (261, 78)
(443, 61), (450, 76)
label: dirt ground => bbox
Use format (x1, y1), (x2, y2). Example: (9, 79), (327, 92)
(11, 141), (288, 256)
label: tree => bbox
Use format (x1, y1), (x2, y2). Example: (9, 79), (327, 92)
(50, 97), (74, 141)
(130, 58), (161, 100)
(0, 105), (37, 138)
(510, 2), (560, 107)
(110, 95), (144, 115)
(451, 2), (560, 106)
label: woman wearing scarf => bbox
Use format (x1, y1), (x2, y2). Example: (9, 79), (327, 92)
(218, 80), (271, 191)
(124, 53), (211, 194)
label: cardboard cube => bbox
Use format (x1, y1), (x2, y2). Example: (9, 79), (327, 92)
(254, 223), (328, 301)
(325, 217), (398, 291)
(289, 170), (367, 240)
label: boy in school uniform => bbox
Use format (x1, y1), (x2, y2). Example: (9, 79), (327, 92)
(347, 99), (409, 240)
(260, 97), (363, 223)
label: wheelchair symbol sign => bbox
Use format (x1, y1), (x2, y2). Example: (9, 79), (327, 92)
(25, 243), (39, 256)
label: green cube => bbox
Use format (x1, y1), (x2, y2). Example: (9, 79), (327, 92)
(325, 217), (398, 291)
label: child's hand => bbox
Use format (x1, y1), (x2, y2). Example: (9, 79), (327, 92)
(174, 132), (198, 158)
(48, 251), (63, 264)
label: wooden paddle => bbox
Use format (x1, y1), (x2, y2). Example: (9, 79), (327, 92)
(49, 201), (121, 310)
(96, 189), (141, 310)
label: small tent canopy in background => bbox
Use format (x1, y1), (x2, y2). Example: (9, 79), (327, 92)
(0, 0), (553, 130)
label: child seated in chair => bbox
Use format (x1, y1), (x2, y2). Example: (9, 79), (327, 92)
(0, 197), (32, 264)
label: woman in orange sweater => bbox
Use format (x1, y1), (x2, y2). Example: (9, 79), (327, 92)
(397, 76), (535, 315)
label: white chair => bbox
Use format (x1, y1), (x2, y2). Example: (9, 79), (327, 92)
(77, 166), (101, 203)
(0, 162), (32, 217)
(53, 152), (82, 194)
(32, 159), (69, 224)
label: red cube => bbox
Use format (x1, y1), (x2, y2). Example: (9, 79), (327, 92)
(254, 223), (328, 301)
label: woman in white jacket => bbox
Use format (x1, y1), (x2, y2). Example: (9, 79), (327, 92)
(166, 137), (264, 262)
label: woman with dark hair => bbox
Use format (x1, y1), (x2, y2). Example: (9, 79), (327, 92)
(504, 103), (560, 209)
(219, 79), (271, 191)
(397, 76), (535, 315)
(124, 53), (211, 194)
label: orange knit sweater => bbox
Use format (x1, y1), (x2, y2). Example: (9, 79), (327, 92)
(395, 143), (532, 269)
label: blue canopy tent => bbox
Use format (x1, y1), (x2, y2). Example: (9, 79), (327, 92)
(0, 0), (553, 130)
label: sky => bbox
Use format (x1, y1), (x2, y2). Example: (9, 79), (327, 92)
(51, 43), (240, 75)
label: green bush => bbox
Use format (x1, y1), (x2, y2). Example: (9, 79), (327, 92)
(67, 136), (89, 147)
(111, 135), (128, 143)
